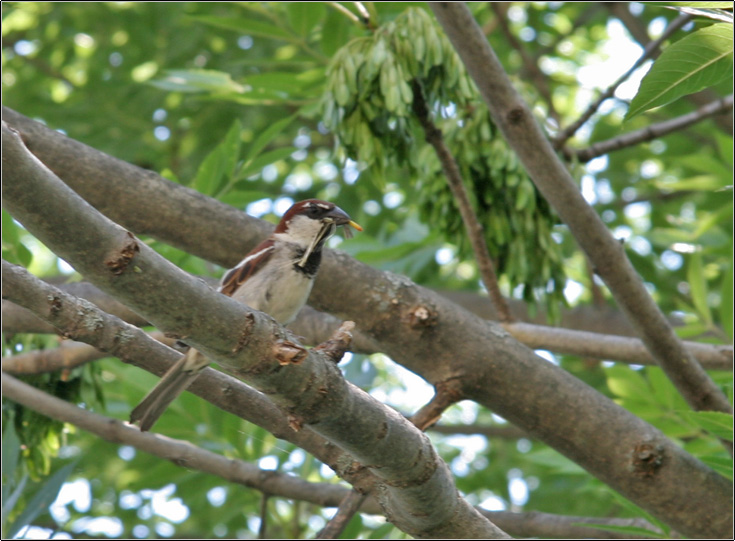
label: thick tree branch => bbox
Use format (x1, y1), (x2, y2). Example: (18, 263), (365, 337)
(430, 3), (731, 420)
(3, 109), (732, 538)
(9, 284), (731, 371)
(0, 260), (382, 500)
(567, 94), (734, 162)
(2, 123), (508, 539)
(411, 80), (514, 323)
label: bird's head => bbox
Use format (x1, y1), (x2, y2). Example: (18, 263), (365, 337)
(274, 199), (362, 247)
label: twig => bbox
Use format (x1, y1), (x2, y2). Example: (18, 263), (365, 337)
(430, 3), (732, 420)
(259, 494), (269, 539)
(489, 3), (560, 124)
(352, 2), (373, 28)
(503, 321), (732, 370)
(312, 320), (356, 362)
(410, 80), (514, 323)
(315, 490), (367, 539)
(327, 2), (362, 27)
(410, 379), (464, 431)
(553, 12), (692, 148)
(566, 94), (734, 162)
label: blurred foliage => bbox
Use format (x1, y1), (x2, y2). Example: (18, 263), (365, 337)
(2, 1), (732, 539)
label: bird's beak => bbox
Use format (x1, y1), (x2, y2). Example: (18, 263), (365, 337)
(323, 207), (363, 239)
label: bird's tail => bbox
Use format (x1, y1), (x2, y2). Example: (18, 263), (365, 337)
(130, 348), (209, 431)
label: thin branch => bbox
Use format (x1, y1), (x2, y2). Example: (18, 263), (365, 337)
(553, 12), (692, 148)
(258, 494), (269, 539)
(410, 379), (464, 431)
(326, 2), (362, 26)
(566, 94), (734, 162)
(2, 373), (667, 540)
(431, 3), (732, 425)
(315, 490), (367, 539)
(604, 3), (732, 134)
(503, 322), (732, 371)
(411, 80), (514, 323)
(1, 373), (360, 510)
(2, 340), (103, 374)
(1, 332), (177, 375)
(489, 3), (560, 124)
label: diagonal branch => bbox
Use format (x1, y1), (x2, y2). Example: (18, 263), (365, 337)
(553, 12), (693, 148)
(411, 81), (514, 323)
(430, 2), (732, 420)
(2, 122), (508, 540)
(567, 94), (734, 162)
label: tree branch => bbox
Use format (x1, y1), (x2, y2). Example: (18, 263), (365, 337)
(553, 11), (692, 148)
(567, 94), (734, 162)
(3, 108), (732, 538)
(0, 260), (383, 501)
(430, 3), (732, 419)
(2, 373), (668, 540)
(2, 123), (508, 539)
(1, 373), (363, 511)
(2, 339), (104, 374)
(489, 3), (560, 124)
(411, 80), (514, 323)
(605, 2), (733, 134)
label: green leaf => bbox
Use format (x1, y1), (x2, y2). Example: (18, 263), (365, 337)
(720, 251), (733, 340)
(576, 523), (666, 539)
(194, 119), (243, 196)
(604, 365), (652, 401)
(244, 114), (296, 164)
(321, 7), (352, 56)
(626, 24), (733, 120)
(687, 251), (713, 325)
(286, 2), (325, 37)
(188, 15), (295, 42)
(685, 411), (734, 440)
(150, 69), (245, 94)
(1, 210), (33, 267)
(7, 461), (77, 539)
(699, 455), (733, 479)
(238, 147), (296, 179)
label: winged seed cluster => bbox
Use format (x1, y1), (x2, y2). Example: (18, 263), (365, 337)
(322, 7), (566, 314)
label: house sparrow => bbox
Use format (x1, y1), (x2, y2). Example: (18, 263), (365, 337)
(130, 199), (362, 431)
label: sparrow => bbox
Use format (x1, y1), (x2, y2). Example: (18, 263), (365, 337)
(130, 199), (362, 431)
